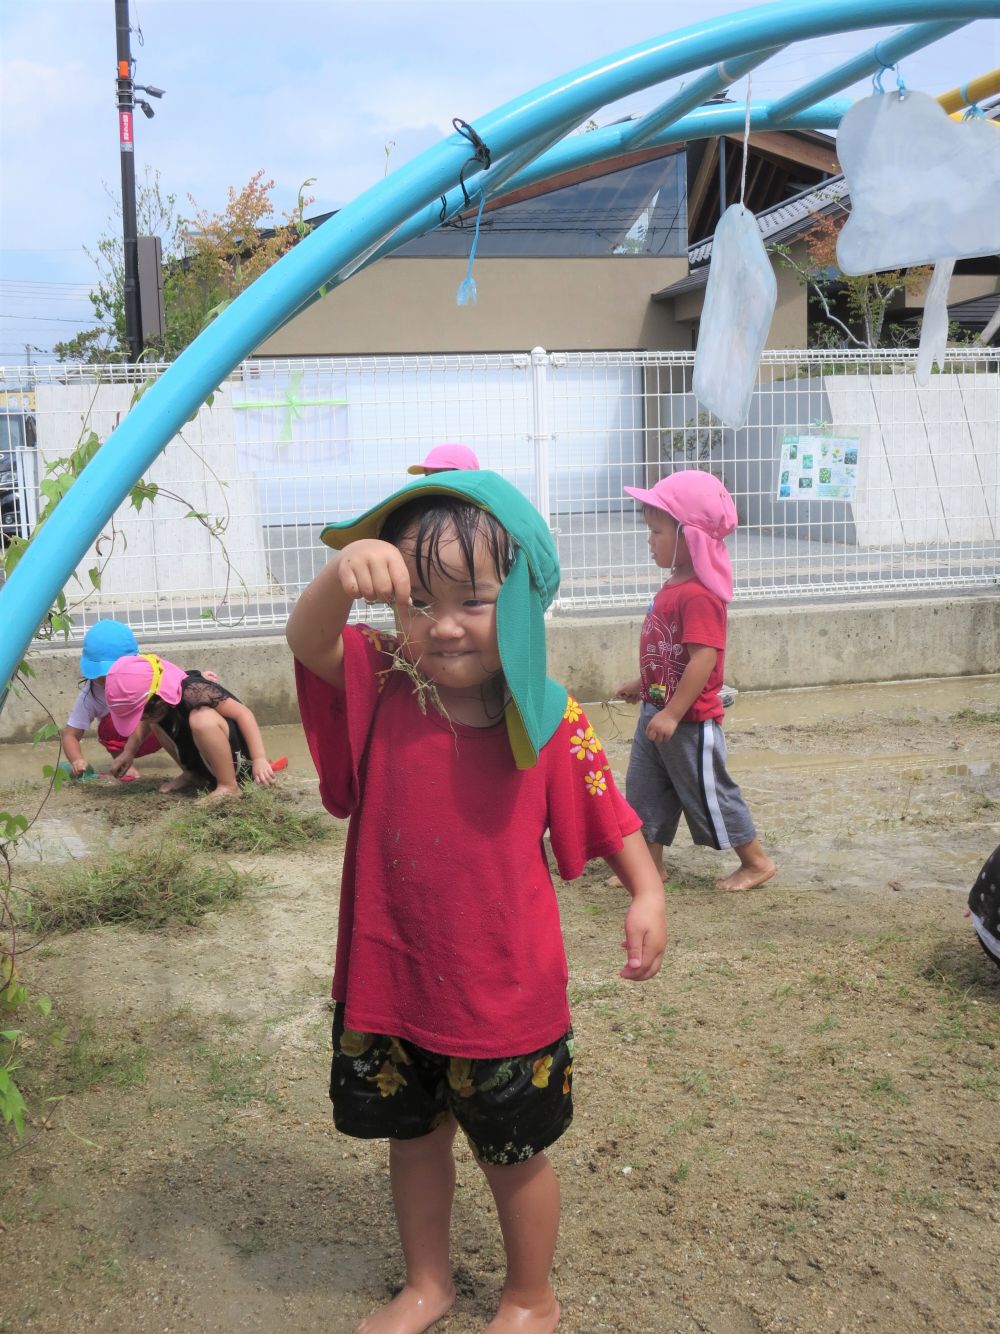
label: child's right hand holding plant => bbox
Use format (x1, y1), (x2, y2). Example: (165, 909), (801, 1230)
(336, 539), (412, 607)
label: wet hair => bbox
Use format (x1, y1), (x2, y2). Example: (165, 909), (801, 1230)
(379, 495), (514, 592)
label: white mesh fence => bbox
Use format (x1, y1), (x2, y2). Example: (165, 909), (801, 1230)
(1, 346), (998, 640)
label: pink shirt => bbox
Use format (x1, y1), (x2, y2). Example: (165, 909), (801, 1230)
(295, 625), (640, 1058)
(639, 578), (727, 722)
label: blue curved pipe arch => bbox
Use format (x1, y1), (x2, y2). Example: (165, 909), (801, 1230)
(2, 0), (999, 695)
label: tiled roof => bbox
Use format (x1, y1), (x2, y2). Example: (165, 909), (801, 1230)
(653, 176), (850, 301)
(943, 292), (1000, 328)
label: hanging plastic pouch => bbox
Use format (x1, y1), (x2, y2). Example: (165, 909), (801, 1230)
(837, 90), (1000, 274)
(915, 257), (955, 387)
(693, 204), (776, 429)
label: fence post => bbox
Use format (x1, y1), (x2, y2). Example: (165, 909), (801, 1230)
(529, 346), (552, 526)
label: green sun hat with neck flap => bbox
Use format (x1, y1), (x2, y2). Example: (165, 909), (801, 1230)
(320, 470), (567, 769)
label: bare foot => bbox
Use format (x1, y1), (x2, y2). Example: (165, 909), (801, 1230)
(195, 784), (241, 804)
(483, 1295), (560, 1332)
(716, 859), (777, 892)
(158, 771), (199, 794)
(356, 1281), (455, 1334)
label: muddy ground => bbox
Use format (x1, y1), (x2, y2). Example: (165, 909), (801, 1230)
(1, 677), (999, 1334)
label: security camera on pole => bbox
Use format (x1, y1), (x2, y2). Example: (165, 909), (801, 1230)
(114, 0), (165, 362)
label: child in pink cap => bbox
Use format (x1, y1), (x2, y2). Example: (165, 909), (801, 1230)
(105, 653), (280, 799)
(614, 470), (776, 892)
(406, 442), (481, 475)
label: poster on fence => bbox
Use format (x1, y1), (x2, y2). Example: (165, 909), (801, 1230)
(776, 433), (859, 500)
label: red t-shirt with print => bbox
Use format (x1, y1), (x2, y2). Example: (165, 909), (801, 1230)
(295, 625), (641, 1059)
(639, 578), (727, 722)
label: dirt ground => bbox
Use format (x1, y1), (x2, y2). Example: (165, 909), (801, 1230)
(2, 677), (999, 1334)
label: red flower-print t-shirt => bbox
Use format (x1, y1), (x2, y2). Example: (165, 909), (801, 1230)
(295, 625), (641, 1059)
(639, 578), (727, 722)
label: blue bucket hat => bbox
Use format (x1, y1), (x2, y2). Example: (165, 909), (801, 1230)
(320, 470), (567, 769)
(79, 619), (139, 680)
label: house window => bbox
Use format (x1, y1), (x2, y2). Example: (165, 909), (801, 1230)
(398, 153), (687, 259)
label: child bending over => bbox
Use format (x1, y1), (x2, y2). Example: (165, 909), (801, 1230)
(61, 619), (162, 781)
(104, 654), (277, 799)
(287, 469), (666, 1334)
(615, 470), (775, 893)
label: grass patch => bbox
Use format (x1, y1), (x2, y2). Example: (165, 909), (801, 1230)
(198, 1045), (283, 1109)
(900, 1185), (946, 1211)
(681, 1068), (710, 1095)
(567, 980), (621, 1005)
(664, 869), (719, 895)
(832, 1126), (861, 1153)
(167, 785), (333, 854)
(951, 706), (1000, 725)
(24, 840), (262, 931)
(58, 1020), (148, 1094)
(865, 1073), (909, 1104)
(789, 1188), (818, 1213)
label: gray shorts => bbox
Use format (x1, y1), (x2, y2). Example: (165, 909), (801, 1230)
(625, 703), (756, 851)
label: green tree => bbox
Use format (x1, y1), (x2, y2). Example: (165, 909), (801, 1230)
(774, 205), (931, 350)
(54, 166), (181, 363)
(54, 169), (313, 363)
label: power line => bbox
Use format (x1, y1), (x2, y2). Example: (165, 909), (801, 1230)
(0, 314), (98, 324)
(0, 282), (94, 294)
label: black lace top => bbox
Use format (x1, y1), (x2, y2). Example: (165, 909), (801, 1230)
(161, 670), (242, 776)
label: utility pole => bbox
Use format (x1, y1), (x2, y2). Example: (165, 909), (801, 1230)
(115, 0), (142, 362)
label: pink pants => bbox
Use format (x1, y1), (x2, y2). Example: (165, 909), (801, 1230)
(97, 713), (162, 759)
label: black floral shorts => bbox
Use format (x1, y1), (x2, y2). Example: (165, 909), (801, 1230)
(330, 1003), (574, 1166)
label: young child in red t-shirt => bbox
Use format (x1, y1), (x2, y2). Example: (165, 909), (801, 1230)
(287, 469), (666, 1334)
(614, 470), (776, 894)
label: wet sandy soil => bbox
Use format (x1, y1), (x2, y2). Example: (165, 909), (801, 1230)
(1, 677), (998, 1333)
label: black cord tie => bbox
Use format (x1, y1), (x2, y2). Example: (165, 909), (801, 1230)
(439, 117), (493, 222)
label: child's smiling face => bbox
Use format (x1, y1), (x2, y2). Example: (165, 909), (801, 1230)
(395, 521), (502, 696)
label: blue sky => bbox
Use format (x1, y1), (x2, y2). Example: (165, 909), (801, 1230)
(1, 0), (997, 362)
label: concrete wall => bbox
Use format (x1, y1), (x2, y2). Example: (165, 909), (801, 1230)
(257, 257), (690, 356)
(3, 594), (997, 743)
(35, 382), (268, 597)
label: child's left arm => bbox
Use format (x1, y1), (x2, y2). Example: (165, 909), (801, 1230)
(646, 643), (717, 744)
(215, 697), (276, 786)
(603, 830), (667, 981)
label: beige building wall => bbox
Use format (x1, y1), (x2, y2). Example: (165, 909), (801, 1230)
(258, 256), (690, 357)
(659, 239), (809, 354)
(902, 270), (1000, 310)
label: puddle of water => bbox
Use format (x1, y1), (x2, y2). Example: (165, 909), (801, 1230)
(17, 816), (94, 863)
(722, 674), (1000, 727)
(1, 687), (999, 791)
(730, 749), (1000, 777)
(901, 760), (1000, 781)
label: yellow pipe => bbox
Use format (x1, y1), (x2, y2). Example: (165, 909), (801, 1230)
(937, 67), (1000, 117)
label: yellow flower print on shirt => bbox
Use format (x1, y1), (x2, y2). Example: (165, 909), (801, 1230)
(531, 1054), (553, 1088)
(585, 769), (608, 797)
(562, 1061), (573, 1095)
(361, 627), (391, 653)
(563, 697), (583, 725)
(569, 725), (603, 762)
(369, 1060), (407, 1098)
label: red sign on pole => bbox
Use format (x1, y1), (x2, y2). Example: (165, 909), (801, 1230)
(120, 110), (134, 151)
